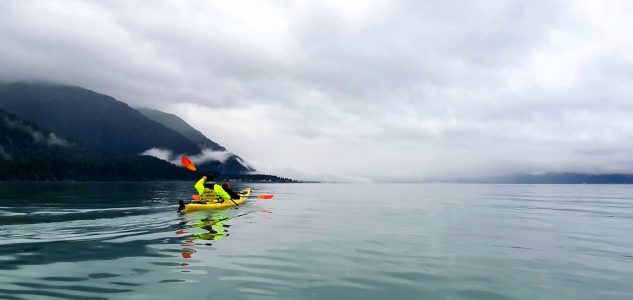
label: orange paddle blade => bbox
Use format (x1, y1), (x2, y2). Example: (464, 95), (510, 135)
(258, 194), (274, 199)
(191, 194), (200, 200)
(181, 156), (197, 172)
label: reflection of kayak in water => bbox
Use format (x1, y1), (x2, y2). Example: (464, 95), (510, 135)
(178, 212), (233, 261)
(180, 188), (251, 213)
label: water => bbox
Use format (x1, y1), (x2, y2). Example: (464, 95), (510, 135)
(1, 182), (633, 300)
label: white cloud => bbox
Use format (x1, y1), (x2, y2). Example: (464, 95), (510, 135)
(140, 148), (174, 162)
(189, 149), (233, 165)
(3, 0), (633, 181)
(45, 133), (71, 147)
(0, 146), (12, 161)
(140, 147), (233, 166)
(3, 114), (73, 148)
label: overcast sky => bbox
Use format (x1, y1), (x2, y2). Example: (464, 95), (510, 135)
(2, 0), (633, 181)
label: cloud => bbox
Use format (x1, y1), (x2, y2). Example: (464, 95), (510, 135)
(2, 113), (72, 147)
(2, 1), (633, 181)
(140, 147), (233, 166)
(30, 131), (58, 146)
(44, 133), (72, 147)
(0, 146), (12, 161)
(188, 149), (233, 165)
(140, 148), (174, 163)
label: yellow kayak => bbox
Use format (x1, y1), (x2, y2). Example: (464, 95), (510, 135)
(180, 188), (251, 213)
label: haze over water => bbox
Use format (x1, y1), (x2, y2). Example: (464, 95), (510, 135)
(1, 182), (632, 299)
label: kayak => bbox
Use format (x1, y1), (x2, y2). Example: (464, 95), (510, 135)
(180, 188), (251, 213)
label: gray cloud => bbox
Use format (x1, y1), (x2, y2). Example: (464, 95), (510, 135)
(2, 0), (633, 181)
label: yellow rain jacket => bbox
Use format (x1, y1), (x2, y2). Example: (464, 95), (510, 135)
(194, 177), (231, 203)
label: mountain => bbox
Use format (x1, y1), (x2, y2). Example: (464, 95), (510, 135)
(0, 82), (201, 156)
(0, 82), (254, 174)
(451, 173), (633, 184)
(137, 108), (254, 174)
(136, 108), (225, 151)
(0, 108), (194, 181)
(487, 173), (633, 184)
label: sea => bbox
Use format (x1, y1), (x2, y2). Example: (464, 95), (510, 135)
(1, 182), (632, 300)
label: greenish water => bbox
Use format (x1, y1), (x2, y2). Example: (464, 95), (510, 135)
(1, 182), (632, 300)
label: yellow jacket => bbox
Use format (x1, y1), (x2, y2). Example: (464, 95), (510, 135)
(194, 177), (231, 202)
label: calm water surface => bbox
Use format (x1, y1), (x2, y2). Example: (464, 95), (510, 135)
(1, 182), (632, 299)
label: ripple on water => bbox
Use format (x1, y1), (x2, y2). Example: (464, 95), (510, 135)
(2, 183), (633, 300)
(454, 288), (514, 300)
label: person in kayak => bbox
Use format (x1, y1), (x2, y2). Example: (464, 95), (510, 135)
(194, 174), (232, 203)
(222, 182), (241, 200)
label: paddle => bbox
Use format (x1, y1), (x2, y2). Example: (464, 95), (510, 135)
(181, 156), (240, 207)
(192, 193), (273, 201)
(181, 156), (200, 173)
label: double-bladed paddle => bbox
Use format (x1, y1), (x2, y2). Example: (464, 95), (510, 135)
(191, 193), (274, 201)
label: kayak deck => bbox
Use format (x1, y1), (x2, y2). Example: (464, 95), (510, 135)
(181, 188), (251, 213)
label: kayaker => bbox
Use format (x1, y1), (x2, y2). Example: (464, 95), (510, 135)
(194, 174), (231, 203)
(222, 182), (241, 200)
